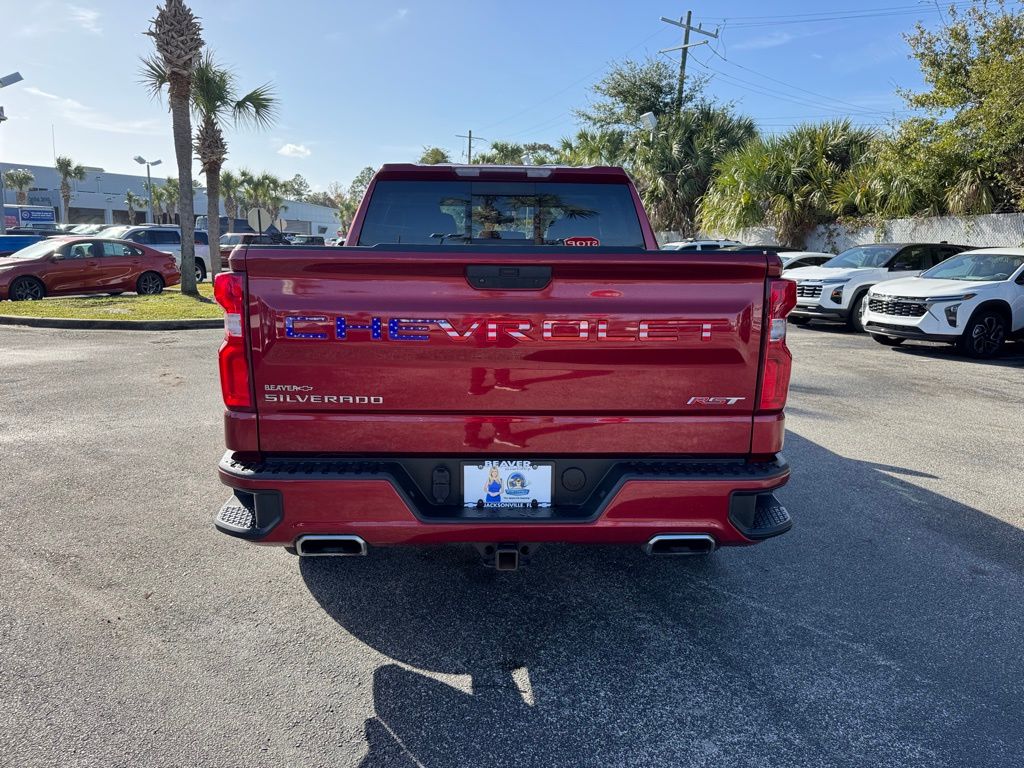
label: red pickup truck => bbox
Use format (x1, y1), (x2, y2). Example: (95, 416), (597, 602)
(212, 163), (796, 569)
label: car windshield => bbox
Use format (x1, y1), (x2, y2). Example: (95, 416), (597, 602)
(824, 246), (899, 269)
(358, 180), (645, 247)
(6, 240), (61, 260)
(98, 226), (130, 239)
(922, 252), (1024, 281)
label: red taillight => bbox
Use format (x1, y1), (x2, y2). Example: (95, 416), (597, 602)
(758, 279), (797, 412)
(213, 272), (252, 410)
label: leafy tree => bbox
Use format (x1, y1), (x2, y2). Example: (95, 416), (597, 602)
(337, 166), (376, 231)
(3, 168), (34, 204)
(282, 173), (311, 201)
(54, 156), (86, 223)
(900, 0), (1024, 208)
(144, 0), (204, 295)
(419, 146), (451, 164)
(575, 58), (706, 129)
(700, 121), (875, 247)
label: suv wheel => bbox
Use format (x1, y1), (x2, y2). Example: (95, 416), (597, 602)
(195, 260), (207, 283)
(957, 310), (1007, 358)
(847, 292), (868, 333)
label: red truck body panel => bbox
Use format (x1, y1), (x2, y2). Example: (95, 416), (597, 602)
(215, 164), (794, 555)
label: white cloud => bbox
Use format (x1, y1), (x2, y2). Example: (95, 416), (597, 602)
(733, 32), (797, 51)
(377, 8), (409, 30)
(278, 143), (312, 158)
(68, 4), (102, 34)
(24, 86), (162, 135)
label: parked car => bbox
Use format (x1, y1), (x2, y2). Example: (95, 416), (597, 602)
(289, 235), (326, 246)
(97, 224), (211, 282)
(0, 237), (180, 301)
(218, 232), (287, 262)
(5, 226), (65, 238)
(0, 233), (44, 257)
(661, 239), (743, 251)
(69, 223), (106, 235)
(720, 244), (798, 254)
(864, 248), (1024, 358)
(785, 242), (971, 332)
(780, 251), (836, 271)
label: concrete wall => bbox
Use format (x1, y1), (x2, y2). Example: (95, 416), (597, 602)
(0, 161), (339, 235)
(662, 212), (1024, 253)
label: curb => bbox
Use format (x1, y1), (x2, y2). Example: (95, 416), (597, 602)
(0, 315), (223, 331)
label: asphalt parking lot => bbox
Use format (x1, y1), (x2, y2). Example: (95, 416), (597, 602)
(0, 324), (1022, 768)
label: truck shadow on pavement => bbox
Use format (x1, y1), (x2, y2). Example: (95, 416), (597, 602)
(300, 433), (1024, 768)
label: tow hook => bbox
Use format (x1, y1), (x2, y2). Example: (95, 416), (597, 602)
(475, 543), (534, 570)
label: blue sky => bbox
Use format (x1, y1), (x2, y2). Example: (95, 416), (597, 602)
(0, 0), (975, 190)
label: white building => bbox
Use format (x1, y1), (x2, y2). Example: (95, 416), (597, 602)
(0, 161), (339, 235)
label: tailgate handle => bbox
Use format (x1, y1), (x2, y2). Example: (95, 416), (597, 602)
(466, 265), (551, 290)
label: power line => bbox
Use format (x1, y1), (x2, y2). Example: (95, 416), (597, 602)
(703, 1), (984, 28)
(702, 44), (903, 117)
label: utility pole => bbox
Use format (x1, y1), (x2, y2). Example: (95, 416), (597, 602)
(455, 129), (487, 163)
(660, 12), (719, 112)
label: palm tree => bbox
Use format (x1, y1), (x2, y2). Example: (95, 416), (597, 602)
(146, 182), (166, 223)
(54, 156), (86, 223)
(219, 169), (242, 220)
(558, 129), (628, 166)
(700, 121), (875, 247)
(473, 141), (525, 165)
(631, 107), (757, 235)
(143, 0), (204, 295)
(125, 190), (146, 224)
(3, 168), (34, 205)
(192, 53), (275, 272)
(163, 177), (180, 224)
(241, 171), (286, 224)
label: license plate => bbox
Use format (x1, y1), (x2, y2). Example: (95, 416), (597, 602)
(463, 461), (553, 509)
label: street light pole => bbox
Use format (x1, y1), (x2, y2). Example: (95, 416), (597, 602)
(134, 155), (161, 224)
(0, 72), (25, 235)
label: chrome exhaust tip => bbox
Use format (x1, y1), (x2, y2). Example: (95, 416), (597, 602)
(295, 535), (367, 557)
(645, 534), (716, 556)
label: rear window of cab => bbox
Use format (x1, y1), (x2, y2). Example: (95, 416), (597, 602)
(357, 180), (645, 247)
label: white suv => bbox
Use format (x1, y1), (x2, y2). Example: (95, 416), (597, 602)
(785, 243), (969, 332)
(97, 225), (211, 282)
(864, 248), (1024, 358)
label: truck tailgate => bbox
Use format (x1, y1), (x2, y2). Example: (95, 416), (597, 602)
(242, 247), (770, 455)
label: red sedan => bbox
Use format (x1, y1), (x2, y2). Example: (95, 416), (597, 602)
(0, 237), (180, 301)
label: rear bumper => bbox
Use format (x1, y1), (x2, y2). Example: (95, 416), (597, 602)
(215, 452), (791, 548)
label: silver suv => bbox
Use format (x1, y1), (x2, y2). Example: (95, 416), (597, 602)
(97, 225), (211, 282)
